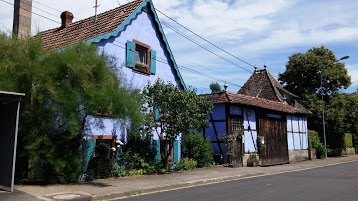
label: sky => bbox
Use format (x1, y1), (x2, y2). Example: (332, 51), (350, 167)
(1, 0), (357, 94)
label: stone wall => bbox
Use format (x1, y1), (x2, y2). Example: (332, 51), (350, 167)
(288, 149), (310, 163)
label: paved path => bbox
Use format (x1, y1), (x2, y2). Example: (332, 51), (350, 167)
(119, 161), (358, 201)
(2, 155), (358, 201)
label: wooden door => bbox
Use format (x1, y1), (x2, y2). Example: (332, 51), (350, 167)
(258, 112), (288, 166)
(227, 116), (243, 167)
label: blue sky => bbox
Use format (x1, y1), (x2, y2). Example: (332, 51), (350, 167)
(1, 0), (357, 94)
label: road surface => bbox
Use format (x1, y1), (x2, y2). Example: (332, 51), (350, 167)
(119, 161), (358, 201)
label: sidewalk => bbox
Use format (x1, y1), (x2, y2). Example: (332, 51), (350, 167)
(2, 155), (358, 201)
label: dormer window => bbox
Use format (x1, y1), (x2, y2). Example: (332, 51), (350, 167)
(126, 40), (157, 75)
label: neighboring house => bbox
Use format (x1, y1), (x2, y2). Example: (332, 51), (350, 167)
(202, 68), (311, 166)
(36, 0), (186, 165)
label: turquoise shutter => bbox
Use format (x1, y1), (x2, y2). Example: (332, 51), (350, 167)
(150, 49), (156, 74)
(155, 140), (161, 161)
(173, 140), (178, 162)
(154, 107), (160, 121)
(126, 41), (135, 68)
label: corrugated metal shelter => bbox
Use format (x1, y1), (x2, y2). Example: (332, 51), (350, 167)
(0, 91), (24, 192)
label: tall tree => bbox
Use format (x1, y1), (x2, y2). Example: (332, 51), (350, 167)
(142, 79), (213, 165)
(0, 33), (142, 183)
(278, 46), (351, 97)
(278, 46), (354, 149)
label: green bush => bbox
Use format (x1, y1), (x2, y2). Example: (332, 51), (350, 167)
(308, 130), (326, 159)
(181, 131), (214, 167)
(111, 163), (126, 177)
(343, 133), (353, 148)
(177, 158), (197, 171)
(247, 153), (260, 167)
(86, 143), (113, 181)
(122, 131), (156, 168)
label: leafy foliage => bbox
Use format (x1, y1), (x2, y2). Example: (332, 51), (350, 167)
(0, 33), (142, 183)
(325, 94), (358, 148)
(247, 153), (259, 167)
(278, 46), (351, 97)
(209, 82), (222, 93)
(343, 133), (353, 148)
(142, 79), (213, 165)
(308, 130), (326, 159)
(177, 158), (197, 171)
(181, 131), (214, 168)
(123, 130), (157, 169)
(86, 143), (113, 181)
(278, 46), (355, 151)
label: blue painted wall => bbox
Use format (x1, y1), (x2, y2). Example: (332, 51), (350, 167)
(87, 5), (183, 161)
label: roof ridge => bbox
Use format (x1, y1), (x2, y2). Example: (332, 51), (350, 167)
(264, 70), (284, 102)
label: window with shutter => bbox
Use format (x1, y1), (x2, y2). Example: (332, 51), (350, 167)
(125, 40), (157, 75)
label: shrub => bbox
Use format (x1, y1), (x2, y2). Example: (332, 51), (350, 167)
(86, 143), (113, 181)
(177, 158), (197, 171)
(181, 131), (214, 167)
(123, 131), (156, 169)
(111, 163), (126, 177)
(308, 130), (326, 159)
(247, 153), (259, 167)
(343, 133), (353, 148)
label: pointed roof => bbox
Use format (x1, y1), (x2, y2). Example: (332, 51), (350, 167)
(35, 0), (186, 89)
(202, 69), (311, 115)
(238, 69), (299, 101)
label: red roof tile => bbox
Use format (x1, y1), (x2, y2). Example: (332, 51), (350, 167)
(202, 91), (311, 115)
(35, 0), (143, 50)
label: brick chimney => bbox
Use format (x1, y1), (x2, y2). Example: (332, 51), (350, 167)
(13, 0), (32, 37)
(60, 11), (74, 28)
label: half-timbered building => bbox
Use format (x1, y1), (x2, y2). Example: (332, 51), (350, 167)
(202, 68), (311, 166)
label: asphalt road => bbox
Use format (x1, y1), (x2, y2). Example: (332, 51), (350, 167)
(119, 161), (358, 201)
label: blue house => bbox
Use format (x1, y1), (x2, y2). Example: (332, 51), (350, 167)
(202, 68), (311, 166)
(37, 0), (185, 165)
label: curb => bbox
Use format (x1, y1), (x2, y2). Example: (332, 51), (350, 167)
(94, 158), (358, 200)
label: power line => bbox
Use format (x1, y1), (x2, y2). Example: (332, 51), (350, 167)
(113, 40), (241, 87)
(33, 0), (61, 12)
(155, 8), (257, 69)
(161, 21), (252, 74)
(1, 0), (60, 24)
(20, 0), (59, 19)
(111, 42), (241, 88)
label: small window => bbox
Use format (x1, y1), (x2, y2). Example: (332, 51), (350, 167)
(126, 40), (157, 75)
(135, 45), (148, 64)
(133, 40), (150, 74)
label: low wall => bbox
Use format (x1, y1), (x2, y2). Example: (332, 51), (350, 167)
(329, 147), (357, 156)
(288, 149), (310, 163)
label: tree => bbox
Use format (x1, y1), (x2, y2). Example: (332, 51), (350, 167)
(142, 79), (213, 165)
(325, 93), (358, 148)
(0, 33), (142, 183)
(209, 82), (222, 93)
(278, 46), (354, 150)
(278, 46), (351, 97)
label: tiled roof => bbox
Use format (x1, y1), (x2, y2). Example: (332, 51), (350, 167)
(238, 69), (299, 101)
(35, 0), (143, 50)
(202, 91), (311, 115)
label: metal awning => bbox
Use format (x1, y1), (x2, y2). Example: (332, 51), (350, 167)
(0, 91), (24, 192)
